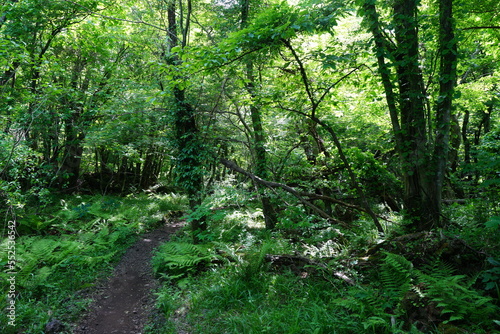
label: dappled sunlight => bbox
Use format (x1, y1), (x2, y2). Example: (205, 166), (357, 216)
(226, 208), (265, 229)
(1, 0), (499, 331)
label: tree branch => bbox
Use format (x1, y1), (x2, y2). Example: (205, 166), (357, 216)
(281, 39), (315, 112)
(61, 0), (167, 32)
(220, 158), (348, 227)
(302, 193), (393, 223)
(276, 105), (384, 234)
(462, 26), (500, 30)
(316, 66), (361, 108)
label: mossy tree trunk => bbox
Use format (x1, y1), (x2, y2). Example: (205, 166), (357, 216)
(166, 0), (206, 241)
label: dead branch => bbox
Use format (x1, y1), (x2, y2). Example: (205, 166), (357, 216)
(265, 254), (355, 285)
(220, 158), (348, 227)
(302, 193), (394, 223)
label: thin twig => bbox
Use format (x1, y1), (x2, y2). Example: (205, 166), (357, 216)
(60, 0), (168, 32)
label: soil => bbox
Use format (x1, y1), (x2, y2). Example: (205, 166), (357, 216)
(72, 221), (184, 334)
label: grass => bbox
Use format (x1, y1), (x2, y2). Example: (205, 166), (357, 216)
(147, 185), (500, 334)
(0, 192), (187, 333)
(2, 185), (498, 333)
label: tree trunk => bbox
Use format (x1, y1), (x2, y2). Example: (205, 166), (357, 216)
(241, 0), (277, 229)
(362, 0), (457, 231)
(433, 0), (458, 217)
(461, 109), (471, 173)
(167, 0), (206, 241)
(392, 0), (436, 231)
(245, 62), (277, 229)
(58, 55), (88, 191)
(59, 113), (84, 191)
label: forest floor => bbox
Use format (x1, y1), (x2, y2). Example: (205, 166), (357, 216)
(72, 221), (184, 334)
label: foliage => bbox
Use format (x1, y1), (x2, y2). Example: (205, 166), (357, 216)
(0, 193), (180, 332)
(1, 0), (499, 332)
(147, 193), (499, 333)
(419, 272), (495, 325)
(342, 147), (402, 205)
(185, 177), (266, 242)
(334, 253), (499, 332)
(480, 257), (500, 294)
(152, 242), (216, 281)
(471, 128), (500, 199)
(0, 133), (52, 218)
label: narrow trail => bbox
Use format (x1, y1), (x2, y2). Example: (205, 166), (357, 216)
(73, 221), (183, 334)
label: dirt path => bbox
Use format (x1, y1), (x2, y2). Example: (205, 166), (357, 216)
(73, 221), (183, 334)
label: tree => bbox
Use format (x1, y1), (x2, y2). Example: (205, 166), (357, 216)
(2, 0), (497, 236)
(239, 0), (277, 229)
(360, 0), (458, 231)
(0, 0), (111, 190)
(164, 0), (207, 241)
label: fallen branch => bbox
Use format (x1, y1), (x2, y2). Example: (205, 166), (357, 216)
(265, 254), (355, 285)
(302, 193), (394, 223)
(221, 158), (392, 226)
(302, 193), (365, 212)
(220, 158), (348, 227)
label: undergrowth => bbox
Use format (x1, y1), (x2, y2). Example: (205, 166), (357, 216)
(0, 192), (186, 333)
(2, 181), (498, 333)
(147, 182), (500, 334)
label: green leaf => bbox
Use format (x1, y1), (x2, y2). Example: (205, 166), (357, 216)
(485, 216), (500, 229)
(171, 46), (182, 53)
(448, 315), (464, 322)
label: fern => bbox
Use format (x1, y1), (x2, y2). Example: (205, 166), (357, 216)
(379, 252), (414, 309)
(405, 253), (500, 325)
(14, 237), (78, 290)
(241, 241), (273, 279)
(15, 238), (59, 287)
(84, 251), (118, 268)
(417, 270), (497, 325)
(338, 252), (498, 331)
(23, 266), (54, 289)
(420, 255), (455, 279)
(52, 239), (83, 263)
(12, 231), (125, 292)
(335, 253), (415, 320)
(152, 242), (215, 280)
(334, 286), (395, 332)
(155, 192), (188, 212)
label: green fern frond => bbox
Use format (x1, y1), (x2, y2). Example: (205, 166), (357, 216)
(23, 266), (54, 289)
(152, 242), (214, 280)
(417, 267), (499, 324)
(27, 238), (59, 259)
(380, 252), (413, 296)
(84, 251), (118, 268)
(52, 239), (83, 263)
(14, 238), (70, 289)
(362, 316), (387, 330)
(382, 252), (413, 275)
(421, 255), (455, 278)
(241, 241), (273, 278)
(16, 238), (59, 284)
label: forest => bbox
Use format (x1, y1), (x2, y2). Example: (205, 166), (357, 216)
(1, 0), (499, 332)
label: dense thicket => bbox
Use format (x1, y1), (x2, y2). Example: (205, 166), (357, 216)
(2, 0), (498, 231)
(1, 0), (499, 332)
